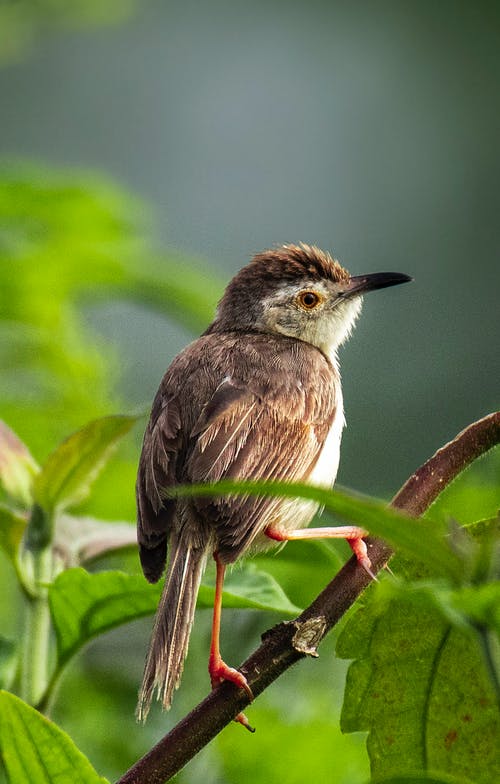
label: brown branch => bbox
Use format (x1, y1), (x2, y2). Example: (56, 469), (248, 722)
(391, 411), (500, 515)
(117, 411), (500, 784)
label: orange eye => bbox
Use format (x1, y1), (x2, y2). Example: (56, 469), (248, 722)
(297, 290), (322, 310)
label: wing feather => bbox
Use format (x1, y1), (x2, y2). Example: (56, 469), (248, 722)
(188, 377), (337, 560)
(136, 396), (183, 582)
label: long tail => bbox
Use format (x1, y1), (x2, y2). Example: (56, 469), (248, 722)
(136, 534), (208, 722)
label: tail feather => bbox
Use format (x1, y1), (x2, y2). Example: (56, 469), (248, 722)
(136, 536), (208, 722)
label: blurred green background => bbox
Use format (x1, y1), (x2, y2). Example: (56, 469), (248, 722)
(0, 1), (499, 782)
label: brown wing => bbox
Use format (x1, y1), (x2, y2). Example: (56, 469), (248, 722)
(188, 375), (336, 561)
(136, 392), (183, 582)
(137, 332), (339, 574)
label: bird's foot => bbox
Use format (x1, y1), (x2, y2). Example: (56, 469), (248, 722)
(209, 657), (255, 731)
(348, 536), (377, 580)
(209, 659), (254, 699)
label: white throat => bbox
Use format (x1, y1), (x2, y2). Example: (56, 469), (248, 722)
(304, 295), (363, 364)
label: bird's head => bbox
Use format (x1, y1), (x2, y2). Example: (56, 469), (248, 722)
(212, 244), (411, 360)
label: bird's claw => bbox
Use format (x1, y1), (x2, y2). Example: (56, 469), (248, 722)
(210, 661), (254, 701)
(210, 660), (255, 732)
(348, 537), (378, 581)
(235, 711), (255, 732)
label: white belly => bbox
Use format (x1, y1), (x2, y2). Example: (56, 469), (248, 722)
(308, 400), (345, 489)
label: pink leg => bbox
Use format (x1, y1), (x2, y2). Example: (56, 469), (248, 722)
(265, 525), (375, 579)
(209, 553), (255, 731)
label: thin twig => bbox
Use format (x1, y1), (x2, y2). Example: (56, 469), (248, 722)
(117, 411), (500, 784)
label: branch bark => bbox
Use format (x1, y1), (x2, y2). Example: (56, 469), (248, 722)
(117, 411), (500, 784)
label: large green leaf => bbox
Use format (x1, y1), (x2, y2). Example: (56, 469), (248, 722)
(0, 691), (108, 784)
(33, 415), (137, 515)
(49, 569), (157, 667)
(337, 447), (500, 784)
(49, 565), (299, 668)
(337, 590), (500, 784)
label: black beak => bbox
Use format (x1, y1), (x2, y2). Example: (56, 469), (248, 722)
(341, 271), (413, 298)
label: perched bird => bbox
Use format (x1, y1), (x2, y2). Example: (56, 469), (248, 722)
(136, 243), (411, 725)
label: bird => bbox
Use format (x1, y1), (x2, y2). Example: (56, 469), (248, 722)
(135, 243), (411, 726)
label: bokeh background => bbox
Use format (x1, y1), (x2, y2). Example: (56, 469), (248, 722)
(1, 1), (499, 782)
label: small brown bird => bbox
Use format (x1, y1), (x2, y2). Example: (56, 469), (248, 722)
(136, 244), (411, 725)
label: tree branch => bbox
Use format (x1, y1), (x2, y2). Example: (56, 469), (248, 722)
(117, 411), (500, 784)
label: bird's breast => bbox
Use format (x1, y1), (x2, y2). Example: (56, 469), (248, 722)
(308, 398), (345, 490)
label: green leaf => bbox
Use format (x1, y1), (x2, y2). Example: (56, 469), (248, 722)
(0, 421), (39, 507)
(337, 590), (500, 783)
(464, 515), (500, 538)
(49, 569), (157, 667)
(49, 565), (299, 668)
(33, 415), (137, 515)
(0, 691), (108, 783)
(199, 562), (300, 614)
(449, 583), (500, 636)
(0, 637), (17, 690)
(255, 538), (345, 611)
(0, 503), (26, 564)
(173, 480), (465, 582)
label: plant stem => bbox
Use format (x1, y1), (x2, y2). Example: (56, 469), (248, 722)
(20, 544), (53, 706)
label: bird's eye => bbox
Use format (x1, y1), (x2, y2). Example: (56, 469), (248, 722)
(297, 290), (322, 310)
